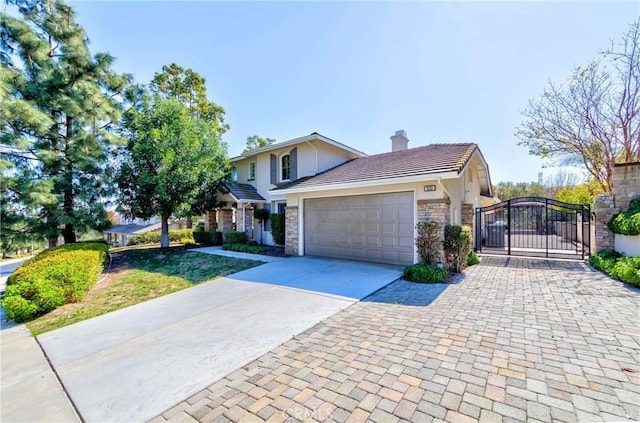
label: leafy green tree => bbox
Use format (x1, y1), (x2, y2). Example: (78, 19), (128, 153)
(492, 181), (546, 201)
(117, 98), (228, 248)
(243, 135), (276, 154)
(1, 0), (135, 246)
(151, 63), (228, 133)
(556, 179), (605, 207)
(150, 63), (229, 227)
(517, 21), (639, 194)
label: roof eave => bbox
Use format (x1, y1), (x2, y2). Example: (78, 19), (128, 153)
(269, 171), (459, 195)
(230, 133), (367, 162)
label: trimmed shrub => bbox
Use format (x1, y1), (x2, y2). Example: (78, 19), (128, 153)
(253, 208), (270, 221)
(467, 252), (480, 266)
(224, 231), (247, 245)
(192, 230), (223, 246)
(415, 221), (440, 264)
(443, 225), (473, 273)
(222, 243), (265, 254)
(403, 263), (448, 283)
(610, 257), (640, 287)
(608, 198), (640, 236)
(270, 213), (285, 245)
(589, 249), (640, 288)
(127, 229), (194, 246)
(2, 243), (108, 322)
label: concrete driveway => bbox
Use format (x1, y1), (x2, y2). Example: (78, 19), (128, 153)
(38, 254), (402, 423)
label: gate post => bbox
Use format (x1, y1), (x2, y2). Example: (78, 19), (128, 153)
(507, 199), (511, 255)
(475, 208), (481, 252)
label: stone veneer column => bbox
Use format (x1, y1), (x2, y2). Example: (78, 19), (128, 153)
(243, 207), (254, 240)
(285, 206), (299, 256)
(594, 195), (617, 252)
(204, 210), (217, 231)
(219, 209), (234, 234)
(461, 204), (474, 227)
(417, 199), (451, 262)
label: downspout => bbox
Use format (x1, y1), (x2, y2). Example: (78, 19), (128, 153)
(306, 140), (318, 174)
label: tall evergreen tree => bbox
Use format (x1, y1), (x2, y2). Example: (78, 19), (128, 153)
(1, 0), (136, 245)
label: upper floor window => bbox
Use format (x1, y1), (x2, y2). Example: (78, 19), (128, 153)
(249, 162), (256, 180)
(231, 166), (238, 182)
(281, 154), (290, 181)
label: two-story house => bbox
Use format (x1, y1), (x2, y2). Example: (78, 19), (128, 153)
(205, 130), (493, 266)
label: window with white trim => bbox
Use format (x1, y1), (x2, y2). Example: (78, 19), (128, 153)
(281, 154), (290, 181)
(248, 162), (256, 180)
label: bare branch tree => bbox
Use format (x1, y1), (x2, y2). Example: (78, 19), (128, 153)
(517, 20), (640, 194)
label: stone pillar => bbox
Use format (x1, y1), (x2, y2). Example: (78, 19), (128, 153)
(243, 207), (254, 240)
(219, 209), (233, 234)
(204, 210), (217, 232)
(417, 199), (451, 262)
(612, 163), (640, 212)
(594, 195), (617, 252)
(461, 204), (474, 227)
(285, 206), (299, 256)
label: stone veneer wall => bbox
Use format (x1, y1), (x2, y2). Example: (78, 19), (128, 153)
(594, 163), (640, 252)
(461, 204), (474, 227)
(417, 199), (451, 261)
(243, 208), (253, 239)
(594, 196), (617, 251)
(611, 163), (640, 211)
(204, 210), (217, 231)
(284, 206), (298, 256)
(219, 209), (234, 234)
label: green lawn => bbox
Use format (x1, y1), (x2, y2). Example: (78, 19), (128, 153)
(27, 246), (262, 335)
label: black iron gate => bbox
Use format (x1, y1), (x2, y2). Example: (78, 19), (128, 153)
(475, 197), (591, 260)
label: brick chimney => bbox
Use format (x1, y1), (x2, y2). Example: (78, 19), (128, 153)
(391, 130), (409, 152)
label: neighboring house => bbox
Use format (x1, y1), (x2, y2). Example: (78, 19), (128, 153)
(206, 130), (493, 266)
(104, 216), (187, 247)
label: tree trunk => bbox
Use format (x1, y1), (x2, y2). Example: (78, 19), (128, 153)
(48, 236), (58, 248)
(62, 115), (76, 244)
(161, 213), (170, 248)
(186, 216), (193, 229)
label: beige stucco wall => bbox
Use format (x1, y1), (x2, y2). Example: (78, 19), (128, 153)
(233, 139), (359, 203)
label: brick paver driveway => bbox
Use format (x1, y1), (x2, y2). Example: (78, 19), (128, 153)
(153, 258), (640, 423)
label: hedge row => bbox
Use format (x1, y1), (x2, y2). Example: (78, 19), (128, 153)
(2, 243), (109, 322)
(223, 231), (247, 245)
(222, 243), (265, 254)
(589, 249), (640, 287)
(193, 230), (223, 246)
(127, 229), (194, 246)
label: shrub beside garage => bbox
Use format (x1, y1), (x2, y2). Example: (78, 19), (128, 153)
(2, 242), (109, 322)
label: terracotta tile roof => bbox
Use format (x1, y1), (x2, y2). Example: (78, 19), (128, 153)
(275, 143), (478, 191)
(226, 182), (266, 202)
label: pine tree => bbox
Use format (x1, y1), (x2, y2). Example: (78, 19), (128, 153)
(1, 0), (136, 246)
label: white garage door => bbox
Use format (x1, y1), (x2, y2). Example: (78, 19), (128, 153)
(304, 192), (414, 266)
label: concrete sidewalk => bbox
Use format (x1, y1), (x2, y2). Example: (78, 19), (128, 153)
(1, 325), (80, 422)
(1, 256), (79, 423)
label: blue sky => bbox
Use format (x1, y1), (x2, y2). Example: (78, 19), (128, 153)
(69, 1), (637, 184)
